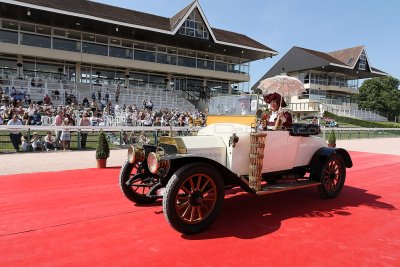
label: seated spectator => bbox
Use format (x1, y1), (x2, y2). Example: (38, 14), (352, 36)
(138, 131), (149, 144)
(44, 94), (51, 105)
(90, 112), (102, 126)
(114, 102), (121, 113)
(82, 97), (89, 107)
(22, 112), (30, 125)
(31, 78), (36, 87)
(21, 134), (31, 152)
(30, 132), (42, 151)
(29, 110), (42, 125)
(128, 131), (137, 144)
(19, 87), (26, 98)
(100, 98), (107, 111)
(25, 94), (31, 104)
(11, 86), (16, 96)
(152, 116), (162, 126)
(44, 131), (57, 151)
(177, 116), (186, 126)
(90, 100), (97, 113)
(143, 115), (153, 126)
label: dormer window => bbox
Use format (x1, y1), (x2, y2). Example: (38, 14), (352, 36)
(179, 9), (209, 40)
(358, 51), (366, 70)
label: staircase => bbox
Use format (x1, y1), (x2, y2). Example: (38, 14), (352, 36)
(320, 103), (388, 121)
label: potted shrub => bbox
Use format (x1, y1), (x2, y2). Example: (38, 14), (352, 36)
(96, 130), (110, 168)
(327, 129), (336, 148)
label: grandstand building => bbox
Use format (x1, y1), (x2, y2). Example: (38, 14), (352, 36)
(0, 0), (277, 110)
(253, 46), (388, 121)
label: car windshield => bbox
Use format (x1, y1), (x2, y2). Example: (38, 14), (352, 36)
(208, 94), (264, 115)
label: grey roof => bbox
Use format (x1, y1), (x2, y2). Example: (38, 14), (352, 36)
(12, 0), (276, 53)
(252, 46), (388, 91)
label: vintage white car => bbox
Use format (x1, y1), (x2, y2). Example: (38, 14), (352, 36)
(119, 120), (353, 234)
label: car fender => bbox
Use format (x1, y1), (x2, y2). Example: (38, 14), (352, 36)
(160, 154), (254, 193)
(309, 147), (353, 180)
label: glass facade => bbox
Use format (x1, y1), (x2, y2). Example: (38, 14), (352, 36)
(53, 38), (81, 52)
(0, 18), (254, 95)
(0, 29), (18, 44)
(20, 33), (51, 48)
(0, 18), (250, 75)
(82, 42), (108, 56)
(109, 46), (133, 59)
(178, 9), (209, 40)
(134, 50), (155, 62)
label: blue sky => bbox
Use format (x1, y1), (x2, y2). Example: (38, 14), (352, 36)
(94, 0), (400, 88)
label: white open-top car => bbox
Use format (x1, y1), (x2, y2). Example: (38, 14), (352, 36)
(119, 96), (353, 234)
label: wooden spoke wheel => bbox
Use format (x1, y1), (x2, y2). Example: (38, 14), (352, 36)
(163, 163), (224, 234)
(119, 160), (158, 204)
(318, 154), (346, 198)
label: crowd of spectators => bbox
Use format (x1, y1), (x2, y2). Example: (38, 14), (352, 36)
(1, 84), (207, 152)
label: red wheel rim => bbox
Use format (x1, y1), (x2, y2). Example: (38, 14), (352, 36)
(322, 158), (343, 192)
(174, 173), (218, 224)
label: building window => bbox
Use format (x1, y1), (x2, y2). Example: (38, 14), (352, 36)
(2, 20), (18, 30)
(178, 10), (209, 40)
(20, 33), (51, 48)
(0, 29), (18, 44)
(82, 42), (108, 56)
(109, 46), (133, 59)
(358, 51), (366, 70)
(53, 38), (81, 52)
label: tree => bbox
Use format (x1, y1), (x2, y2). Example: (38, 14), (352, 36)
(356, 76), (400, 121)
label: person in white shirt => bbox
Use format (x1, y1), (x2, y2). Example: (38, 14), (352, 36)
(44, 131), (57, 151)
(114, 103), (121, 113)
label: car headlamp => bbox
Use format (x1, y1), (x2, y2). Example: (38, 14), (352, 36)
(147, 152), (159, 174)
(147, 147), (169, 175)
(127, 145), (144, 164)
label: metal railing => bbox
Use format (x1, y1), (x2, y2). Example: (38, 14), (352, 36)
(0, 125), (201, 153)
(1, 125), (400, 154)
(320, 127), (400, 140)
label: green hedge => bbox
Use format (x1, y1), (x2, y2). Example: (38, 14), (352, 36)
(323, 111), (400, 128)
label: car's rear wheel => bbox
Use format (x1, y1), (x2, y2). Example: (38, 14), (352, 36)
(119, 160), (158, 204)
(318, 154), (346, 198)
(163, 163), (224, 234)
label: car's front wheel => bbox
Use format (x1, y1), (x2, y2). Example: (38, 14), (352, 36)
(318, 154), (346, 198)
(163, 163), (224, 234)
(119, 160), (158, 204)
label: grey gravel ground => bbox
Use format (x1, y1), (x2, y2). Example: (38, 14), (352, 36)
(1, 138), (399, 175)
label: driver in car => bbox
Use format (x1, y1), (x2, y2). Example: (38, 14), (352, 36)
(263, 92), (292, 130)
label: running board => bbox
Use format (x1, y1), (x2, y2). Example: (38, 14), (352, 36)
(256, 180), (321, 195)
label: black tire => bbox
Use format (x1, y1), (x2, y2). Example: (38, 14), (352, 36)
(162, 163), (224, 234)
(318, 154), (346, 198)
(119, 160), (157, 204)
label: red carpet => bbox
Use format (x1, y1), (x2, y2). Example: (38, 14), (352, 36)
(1, 151), (400, 266)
